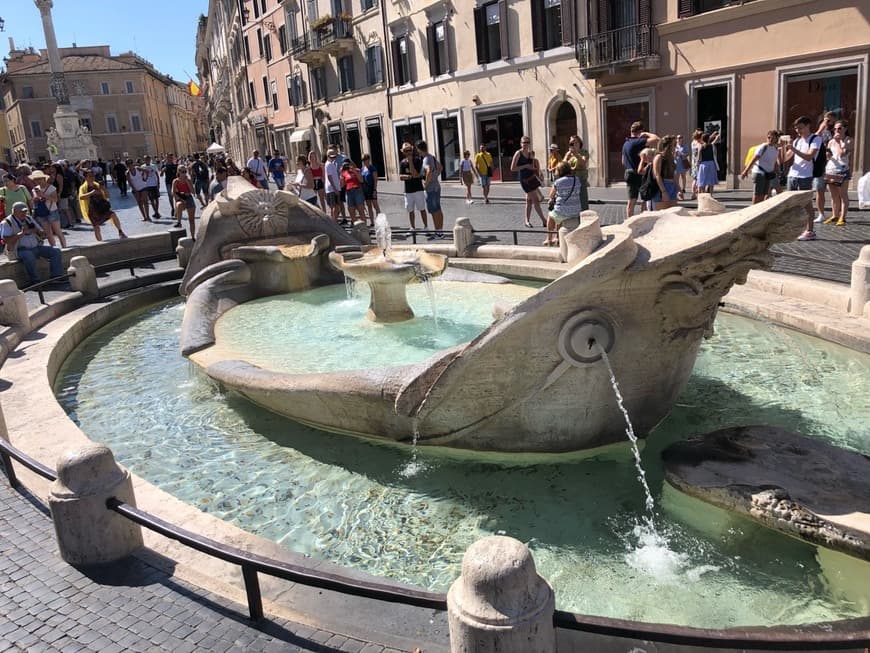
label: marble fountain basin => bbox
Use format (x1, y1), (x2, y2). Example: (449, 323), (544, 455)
(179, 179), (811, 453)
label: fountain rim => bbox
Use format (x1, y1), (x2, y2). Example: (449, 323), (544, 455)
(4, 270), (870, 645)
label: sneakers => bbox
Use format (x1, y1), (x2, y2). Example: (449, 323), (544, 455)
(797, 230), (816, 241)
(823, 215), (838, 225)
(813, 213), (824, 223)
(466, 199), (474, 204)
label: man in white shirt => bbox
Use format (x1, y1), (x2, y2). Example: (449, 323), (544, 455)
(784, 116), (819, 241)
(323, 150), (342, 222)
(246, 150), (269, 189)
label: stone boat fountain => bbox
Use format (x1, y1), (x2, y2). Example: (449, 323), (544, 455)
(180, 177), (808, 453)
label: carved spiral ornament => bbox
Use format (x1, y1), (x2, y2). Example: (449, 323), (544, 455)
(557, 311), (615, 365)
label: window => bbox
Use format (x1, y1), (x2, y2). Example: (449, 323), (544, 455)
(264, 34), (273, 62)
(244, 36), (251, 63)
(391, 35), (413, 86)
(257, 29), (264, 58)
(285, 9), (298, 42)
(261, 0), (267, 13)
(330, 0), (345, 15)
(21, 86), (34, 99)
(361, 0), (376, 10)
(262, 76), (270, 105)
(311, 66), (326, 101)
(678, 0), (756, 17)
(101, 81), (110, 95)
(338, 56), (355, 93)
(288, 74), (306, 106)
(106, 115), (119, 133)
(307, 0), (318, 22)
(249, 80), (256, 107)
(253, 0), (260, 18)
(531, 0), (565, 51)
(427, 21), (450, 76)
(30, 120), (43, 138)
(125, 80), (135, 93)
(79, 118), (92, 132)
(270, 80), (279, 110)
(365, 44), (383, 85)
(130, 113), (142, 132)
(474, 1), (507, 64)
(278, 25), (287, 54)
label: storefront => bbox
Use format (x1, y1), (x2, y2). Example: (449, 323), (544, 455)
(474, 104), (524, 182)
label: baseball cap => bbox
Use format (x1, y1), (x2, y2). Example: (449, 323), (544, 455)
(12, 202), (28, 212)
(550, 143), (558, 149)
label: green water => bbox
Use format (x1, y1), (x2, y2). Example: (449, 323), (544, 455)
(53, 294), (870, 628)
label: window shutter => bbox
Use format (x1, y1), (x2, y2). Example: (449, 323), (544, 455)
(391, 39), (403, 84)
(374, 44), (383, 83)
(474, 7), (486, 65)
(561, 0), (575, 46)
(427, 24), (438, 77)
(598, 0), (609, 33)
(639, 0), (651, 24)
(446, 23), (454, 73)
(531, 0), (544, 52)
(678, 0), (694, 18)
(498, 0), (510, 60)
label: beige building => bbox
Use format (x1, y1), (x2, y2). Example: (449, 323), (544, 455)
(198, 0), (866, 187)
(1, 43), (207, 164)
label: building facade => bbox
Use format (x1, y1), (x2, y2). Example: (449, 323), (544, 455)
(197, 0), (867, 187)
(1, 43), (207, 164)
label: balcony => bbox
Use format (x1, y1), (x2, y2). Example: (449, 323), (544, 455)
(290, 34), (329, 65)
(577, 24), (661, 79)
(312, 16), (354, 57)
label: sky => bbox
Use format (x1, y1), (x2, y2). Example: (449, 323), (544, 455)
(5, 2), (206, 84)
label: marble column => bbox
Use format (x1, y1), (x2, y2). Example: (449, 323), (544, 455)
(34, 0), (68, 105)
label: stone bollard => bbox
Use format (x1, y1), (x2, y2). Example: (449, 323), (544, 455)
(849, 245), (870, 317)
(49, 444), (144, 566)
(176, 237), (195, 269)
(0, 279), (31, 329)
(448, 536), (556, 653)
(67, 256), (98, 299)
(351, 220), (371, 245)
(453, 217), (475, 257)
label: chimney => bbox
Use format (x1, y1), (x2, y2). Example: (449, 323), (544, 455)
(8, 37), (15, 52)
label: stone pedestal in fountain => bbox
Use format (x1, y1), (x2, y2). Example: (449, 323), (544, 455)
(329, 247), (448, 323)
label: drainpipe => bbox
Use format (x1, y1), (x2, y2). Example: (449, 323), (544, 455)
(380, 0), (392, 120)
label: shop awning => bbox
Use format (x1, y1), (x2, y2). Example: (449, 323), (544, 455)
(289, 130), (310, 144)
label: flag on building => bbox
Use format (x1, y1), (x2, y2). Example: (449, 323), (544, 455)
(189, 80), (202, 97)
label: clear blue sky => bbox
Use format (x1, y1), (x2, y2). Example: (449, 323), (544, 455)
(5, 2), (205, 83)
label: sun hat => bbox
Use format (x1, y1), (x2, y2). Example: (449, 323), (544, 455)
(549, 143), (558, 149)
(29, 170), (50, 181)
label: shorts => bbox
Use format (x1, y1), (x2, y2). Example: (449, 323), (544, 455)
(147, 186), (160, 201)
(346, 187), (365, 208)
(38, 212), (61, 225)
(176, 194), (195, 210)
(752, 172), (772, 197)
(404, 190), (426, 213)
(313, 179), (324, 191)
(363, 186), (377, 201)
(194, 178), (208, 195)
(550, 214), (580, 230)
(479, 174), (491, 186)
(624, 170), (643, 200)
(326, 191), (340, 207)
(272, 175), (285, 189)
(652, 180), (678, 203)
(424, 189), (442, 214)
(461, 170), (474, 186)
(812, 176), (826, 192)
(786, 176), (812, 191)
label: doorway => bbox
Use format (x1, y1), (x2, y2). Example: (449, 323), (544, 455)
(477, 110), (523, 181)
(345, 123), (361, 166)
(696, 85), (728, 181)
(604, 99), (649, 183)
(435, 116), (460, 180)
(552, 101), (577, 158)
(365, 117), (386, 178)
(395, 123), (423, 161)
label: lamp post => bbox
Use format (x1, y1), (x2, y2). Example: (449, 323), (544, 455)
(0, 16), (6, 31)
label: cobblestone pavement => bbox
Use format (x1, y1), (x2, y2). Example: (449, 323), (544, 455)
(0, 480), (405, 653)
(3, 178), (867, 652)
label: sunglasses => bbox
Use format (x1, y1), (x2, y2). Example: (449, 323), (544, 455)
(833, 126), (844, 131)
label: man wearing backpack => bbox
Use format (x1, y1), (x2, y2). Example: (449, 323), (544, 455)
(784, 115), (820, 241)
(417, 140), (444, 239)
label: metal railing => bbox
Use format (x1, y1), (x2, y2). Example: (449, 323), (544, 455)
(577, 23), (659, 70)
(316, 16), (352, 48)
(1, 436), (868, 648)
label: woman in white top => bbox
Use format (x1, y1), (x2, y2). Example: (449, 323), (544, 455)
(30, 170), (66, 248)
(290, 155), (317, 206)
(460, 150), (475, 203)
(740, 130), (781, 204)
(823, 120), (852, 226)
(127, 164), (151, 222)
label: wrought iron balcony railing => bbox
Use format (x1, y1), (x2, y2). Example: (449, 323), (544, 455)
(577, 24), (660, 71)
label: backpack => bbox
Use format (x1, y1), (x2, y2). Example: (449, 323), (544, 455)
(638, 166), (656, 202)
(811, 136), (827, 178)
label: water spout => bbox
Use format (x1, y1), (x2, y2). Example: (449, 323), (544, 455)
(374, 213), (392, 258)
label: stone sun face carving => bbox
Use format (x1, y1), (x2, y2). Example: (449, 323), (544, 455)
(232, 189), (294, 238)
